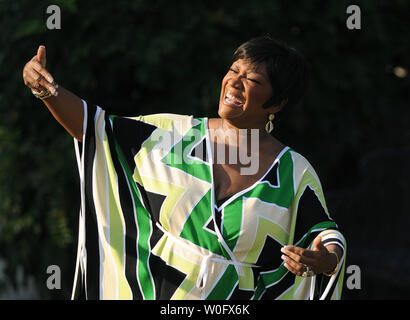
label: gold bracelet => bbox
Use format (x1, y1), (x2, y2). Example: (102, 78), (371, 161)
(323, 251), (339, 276)
(31, 88), (52, 100)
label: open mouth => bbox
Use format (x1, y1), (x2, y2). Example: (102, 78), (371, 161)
(223, 90), (245, 107)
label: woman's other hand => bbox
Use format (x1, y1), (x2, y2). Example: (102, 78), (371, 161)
(280, 236), (341, 276)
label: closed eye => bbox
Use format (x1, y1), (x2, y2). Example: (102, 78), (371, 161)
(229, 68), (261, 84)
(248, 78), (261, 84)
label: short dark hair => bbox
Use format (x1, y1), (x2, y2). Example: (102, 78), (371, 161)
(232, 35), (310, 109)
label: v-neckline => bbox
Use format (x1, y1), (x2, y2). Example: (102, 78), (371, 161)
(204, 117), (289, 211)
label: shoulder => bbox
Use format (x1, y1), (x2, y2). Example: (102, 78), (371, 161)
(287, 148), (313, 170)
(286, 148), (323, 186)
(111, 113), (204, 130)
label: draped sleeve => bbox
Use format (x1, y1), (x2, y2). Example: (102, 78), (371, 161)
(71, 101), (219, 300)
(243, 148), (346, 300)
(71, 101), (158, 299)
(285, 151), (346, 300)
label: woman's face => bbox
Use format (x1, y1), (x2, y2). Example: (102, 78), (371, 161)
(218, 58), (275, 128)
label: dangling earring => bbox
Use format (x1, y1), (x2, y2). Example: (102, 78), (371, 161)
(265, 113), (275, 133)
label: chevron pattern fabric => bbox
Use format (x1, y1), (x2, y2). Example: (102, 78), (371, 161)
(71, 101), (346, 300)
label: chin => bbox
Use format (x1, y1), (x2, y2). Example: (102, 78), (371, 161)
(218, 103), (243, 119)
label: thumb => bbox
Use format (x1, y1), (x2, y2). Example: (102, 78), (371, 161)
(37, 45), (47, 68)
(312, 236), (323, 252)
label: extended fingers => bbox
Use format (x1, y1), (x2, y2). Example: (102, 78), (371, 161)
(24, 62), (57, 94)
(281, 254), (315, 277)
(38, 77), (58, 95)
(281, 254), (306, 276)
(24, 67), (42, 90)
(281, 246), (317, 266)
(25, 68), (57, 95)
(30, 60), (54, 83)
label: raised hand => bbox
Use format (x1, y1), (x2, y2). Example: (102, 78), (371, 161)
(23, 45), (58, 96)
(22, 45), (84, 140)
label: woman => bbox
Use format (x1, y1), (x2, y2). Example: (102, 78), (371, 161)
(23, 36), (346, 300)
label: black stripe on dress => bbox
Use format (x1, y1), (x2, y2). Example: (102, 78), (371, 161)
(261, 270), (294, 300)
(83, 104), (101, 299)
(112, 116), (157, 174)
(293, 185), (337, 247)
(105, 113), (143, 300)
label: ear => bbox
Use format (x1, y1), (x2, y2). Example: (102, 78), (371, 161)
(266, 98), (288, 114)
(276, 98), (288, 112)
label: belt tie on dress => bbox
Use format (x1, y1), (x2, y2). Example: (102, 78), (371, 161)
(156, 223), (258, 299)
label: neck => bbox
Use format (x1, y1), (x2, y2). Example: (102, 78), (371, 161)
(220, 118), (272, 143)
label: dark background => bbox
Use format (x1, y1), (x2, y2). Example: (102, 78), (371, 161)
(0, 0), (409, 299)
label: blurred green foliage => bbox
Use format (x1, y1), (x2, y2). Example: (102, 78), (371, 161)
(0, 0), (409, 299)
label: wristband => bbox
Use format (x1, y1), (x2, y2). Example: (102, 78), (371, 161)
(31, 88), (52, 100)
(323, 251), (339, 276)
(31, 81), (58, 100)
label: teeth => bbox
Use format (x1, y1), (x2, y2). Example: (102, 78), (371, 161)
(225, 92), (244, 104)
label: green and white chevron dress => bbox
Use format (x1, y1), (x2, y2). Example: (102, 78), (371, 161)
(72, 101), (346, 300)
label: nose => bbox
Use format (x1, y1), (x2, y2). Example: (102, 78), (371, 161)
(229, 73), (245, 89)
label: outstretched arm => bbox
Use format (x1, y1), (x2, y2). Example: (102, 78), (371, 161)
(23, 45), (84, 141)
